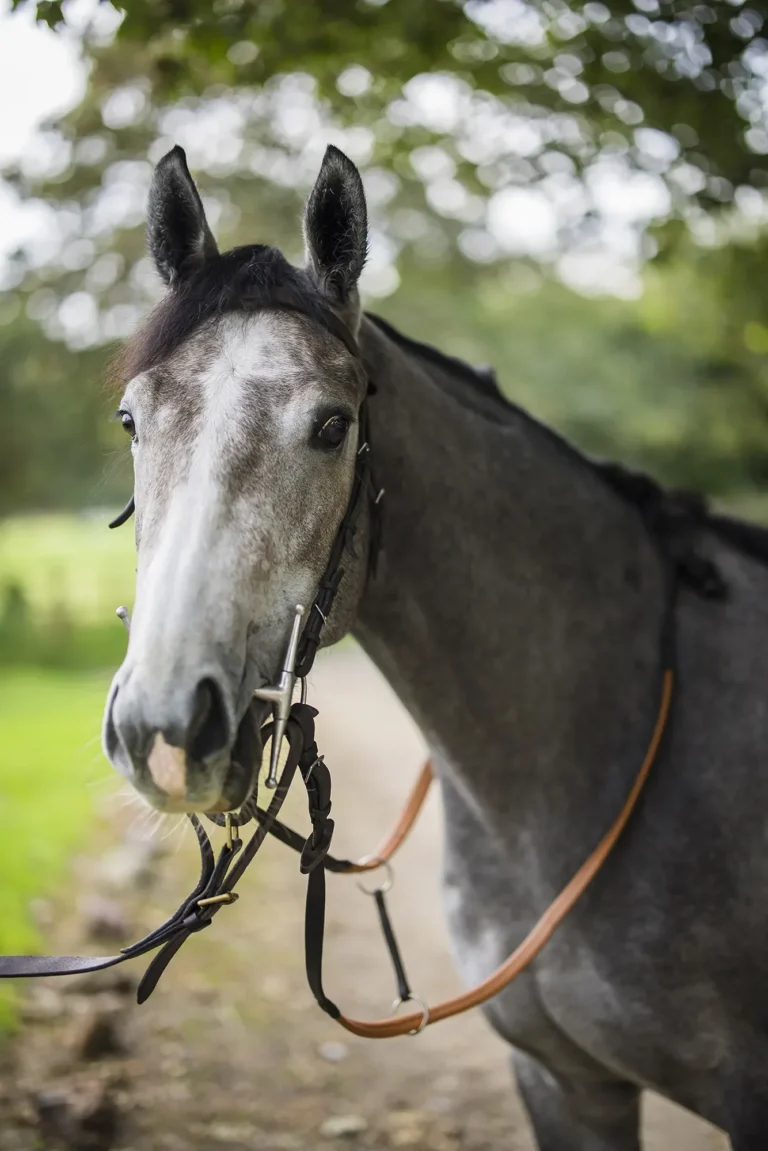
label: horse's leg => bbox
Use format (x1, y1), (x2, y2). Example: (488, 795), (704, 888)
(512, 1050), (641, 1151)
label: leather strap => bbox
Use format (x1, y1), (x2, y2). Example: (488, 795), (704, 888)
(316, 668), (674, 1038)
(294, 399), (380, 680)
(285, 558), (679, 1038)
(342, 764), (433, 874)
(252, 762), (432, 875)
(0, 711), (318, 992)
(0, 667), (674, 1035)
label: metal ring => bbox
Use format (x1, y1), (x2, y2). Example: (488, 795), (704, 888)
(391, 992), (430, 1035)
(355, 859), (394, 896)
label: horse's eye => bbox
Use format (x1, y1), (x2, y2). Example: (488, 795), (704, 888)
(316, 415), (350, 449)
(119, 411), (136, 439)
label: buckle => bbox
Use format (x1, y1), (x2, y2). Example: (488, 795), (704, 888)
(197, 892), (239, 909)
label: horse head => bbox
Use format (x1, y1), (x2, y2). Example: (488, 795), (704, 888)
(103, 144), (371, 814)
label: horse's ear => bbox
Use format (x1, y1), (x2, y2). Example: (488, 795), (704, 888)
(147, 146), (219, 286)
(303, 145), (368, 303)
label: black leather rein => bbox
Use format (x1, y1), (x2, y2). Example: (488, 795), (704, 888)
(0, 703), (340, 1004)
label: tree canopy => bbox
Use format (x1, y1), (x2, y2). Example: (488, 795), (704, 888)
(3, 0), (768, 509)
(21, 0), (768, 220)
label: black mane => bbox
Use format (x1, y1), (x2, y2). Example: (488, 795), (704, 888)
(115, 245), (334, 381)
(366, 311), (768, 587)
(366, 311), (506, 406)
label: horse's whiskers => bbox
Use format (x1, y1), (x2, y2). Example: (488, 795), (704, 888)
(77, 734), (104, 753)
(85, 777), (117, 794)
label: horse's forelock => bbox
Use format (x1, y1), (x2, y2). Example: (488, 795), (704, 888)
(110, 244), (329, 386)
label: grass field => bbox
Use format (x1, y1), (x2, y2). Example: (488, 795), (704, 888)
(0, 512), (136, 668)
(0, 669), (115, 1027)
(0, 514), (131, 1026)
(0, 512), (135, 624)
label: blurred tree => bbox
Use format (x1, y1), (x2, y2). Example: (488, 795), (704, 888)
(6, 0), (767, 338)
(16, 1), (768, 223)
(3, 0), (768, 507)
(0, 305), (127, 513)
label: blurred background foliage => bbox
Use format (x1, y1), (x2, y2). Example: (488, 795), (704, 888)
(0, 0), (767, 1008)
(0, 0), (767, 663)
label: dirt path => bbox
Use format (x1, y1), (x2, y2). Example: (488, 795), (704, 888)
(1, 646), (727, 1149)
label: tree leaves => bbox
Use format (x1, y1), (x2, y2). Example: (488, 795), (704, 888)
(6, 0), (768, 505)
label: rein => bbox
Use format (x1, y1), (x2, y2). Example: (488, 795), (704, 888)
(0, 666), (676, 1036)
(0, 299), (682, 1039)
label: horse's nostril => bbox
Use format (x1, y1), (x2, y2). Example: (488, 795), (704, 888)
(188, 677), (230, 763)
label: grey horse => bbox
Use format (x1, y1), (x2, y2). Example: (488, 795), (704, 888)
(103, 143), (768, 1149)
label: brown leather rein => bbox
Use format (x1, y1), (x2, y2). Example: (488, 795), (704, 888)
(325, 669), (673, 1038)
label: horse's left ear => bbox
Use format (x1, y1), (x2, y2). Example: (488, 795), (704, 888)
(303, 145), (368, 304)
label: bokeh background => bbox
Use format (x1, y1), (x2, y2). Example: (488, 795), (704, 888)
(0, 1), (764, 1143)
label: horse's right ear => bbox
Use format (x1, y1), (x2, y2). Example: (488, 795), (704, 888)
(147, 146), (219, 286)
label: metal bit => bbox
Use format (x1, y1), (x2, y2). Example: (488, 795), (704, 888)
(116, 606), (131, 633)
(252, 604), (305, 788)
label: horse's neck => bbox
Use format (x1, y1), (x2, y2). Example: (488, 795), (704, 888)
(354, 317), (665, 848)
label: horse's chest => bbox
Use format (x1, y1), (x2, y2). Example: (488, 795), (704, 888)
(440, 801), (728, 1086)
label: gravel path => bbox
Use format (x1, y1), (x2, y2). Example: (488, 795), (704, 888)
(0, 646), (728, 1150)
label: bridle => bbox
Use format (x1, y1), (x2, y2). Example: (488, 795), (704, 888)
(0, 297), (683, 1039)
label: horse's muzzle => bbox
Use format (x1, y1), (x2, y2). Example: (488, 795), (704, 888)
(103, 672), (264, 813)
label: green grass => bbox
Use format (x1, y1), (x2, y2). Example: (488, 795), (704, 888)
(0, 512), (136, 669)
(0, 669), (115, 1028)
(0, 512), (135, 624)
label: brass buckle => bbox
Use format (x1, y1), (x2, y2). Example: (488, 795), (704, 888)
(225, 812), (238, 851)
(197, 892), (239, 908)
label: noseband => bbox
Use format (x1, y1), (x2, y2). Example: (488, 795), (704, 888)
(0, 298), (690, 1040)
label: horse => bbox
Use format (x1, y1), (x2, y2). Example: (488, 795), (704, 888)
(102, 142), (768, 1149)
